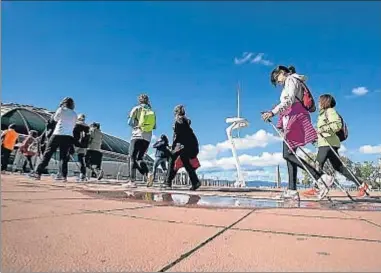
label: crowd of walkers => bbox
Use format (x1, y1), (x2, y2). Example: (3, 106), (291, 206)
(1, 64), (370, 197)
(1, 97), (105, 182)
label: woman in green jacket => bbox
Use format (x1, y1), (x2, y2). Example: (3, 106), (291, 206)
(303, 94), (369, 198)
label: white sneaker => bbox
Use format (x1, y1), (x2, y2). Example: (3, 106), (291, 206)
(316, 174), (334, 200)
(122, 181), (137, 188)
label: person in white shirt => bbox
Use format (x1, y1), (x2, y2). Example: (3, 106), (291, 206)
(34, 97), (77, 181)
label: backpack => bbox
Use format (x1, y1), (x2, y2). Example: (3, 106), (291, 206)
(336, 115), (348, 142)
(324, 111), (348, 142)
(295, 78), (316, 113)
(79, 130), (90, 148)
(138, 106), (156, 132)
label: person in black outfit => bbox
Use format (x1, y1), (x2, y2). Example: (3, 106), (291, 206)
(163, 105), (201, 191)
(34, 97), (77, 181)
(150, 134), (171, 185)
(73, 114), (90, 181)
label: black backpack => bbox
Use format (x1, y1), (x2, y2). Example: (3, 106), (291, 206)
(325, 111), (348, 142)
(336, 115), (348, 142)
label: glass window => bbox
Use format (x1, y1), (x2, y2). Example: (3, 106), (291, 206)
(17, 109), (47, 135)
(1, 110), (28, 135)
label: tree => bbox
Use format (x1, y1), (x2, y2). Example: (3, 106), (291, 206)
(356, 161), (381, 188)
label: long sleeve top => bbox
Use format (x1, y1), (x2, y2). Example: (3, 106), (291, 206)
(271, 73), (306, 116)
(317, 108), (342, 148)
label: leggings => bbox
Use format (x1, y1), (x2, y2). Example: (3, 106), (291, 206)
(22, 155), (34, 172)
(129, 139), (150, 180)
(36, 135), (74, 178)
(317, 146), (362, 187)
(283, 143), (322, 190)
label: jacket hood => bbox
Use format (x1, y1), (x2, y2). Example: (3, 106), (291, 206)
(289, 73), (308, 82)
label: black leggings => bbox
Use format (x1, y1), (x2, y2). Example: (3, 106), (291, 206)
(165, 149), (200, 187)
(1, 146), (12, 171)
(86, 150), (103, 170)
(78, 153), (86, 176)
(36, 135), (74, 178)
(129, 139), (150, 180)
(317, 146), (361, 187)
(283, 143), (322, 190)
(23, 155), (34, 172)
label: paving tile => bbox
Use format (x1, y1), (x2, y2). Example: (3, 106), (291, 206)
(29, 198), (152, 211)
(169, 229), (381, 272)
(235, 212), (381, 241)
(1, 202), (78, 221)
(1, 214), (221, 272)
(2, 190), (93, 201)
(109, 206), (251, 227)
(254, 208), (353, 219)
(342, 211), (381, 226)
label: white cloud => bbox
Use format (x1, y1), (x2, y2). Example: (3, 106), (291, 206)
(151, 134), (158, 142)
(198, 129), (281, 161)
(234, 52), (254, 65)
(359, 144), (381, 154)
(234, 52), (273, 66)
(199, 152), (284, 171)
(339, 145), (347, 153)
(250, 53), (274, 66)
(352, 87), (369, 96)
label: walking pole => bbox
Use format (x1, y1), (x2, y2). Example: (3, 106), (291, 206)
(297, 147), (354, 201)
(266, 120), (331, 201)
(318, 132), (370, 197)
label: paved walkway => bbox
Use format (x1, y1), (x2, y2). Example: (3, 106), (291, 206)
(2, 174), (381, 272)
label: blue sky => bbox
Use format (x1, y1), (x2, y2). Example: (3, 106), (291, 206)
(3, 1), (381, 181)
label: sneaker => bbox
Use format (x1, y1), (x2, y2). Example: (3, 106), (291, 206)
(318, 187), (330, 200)
(357, 183), (369, 198)
(33, 174), (41, 181)
(318, 174), (334, 188)
(122, 181), (137, 188)
(97, 169), (104, 181)
(160, 184), (172, 190)
(78, 174), (87, 182)
(55, 176), (67, 182)
(302, 188), (320, 197)
(279, 190), (300, 201)
(190, 181), (201, 191)
(146, 173), (154, 187)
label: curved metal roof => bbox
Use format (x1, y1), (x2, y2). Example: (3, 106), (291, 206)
(1, 103), (151, 161)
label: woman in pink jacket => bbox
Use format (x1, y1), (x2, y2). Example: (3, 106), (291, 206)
(20, 130), (38, 173)
(261, 65), (334, 201)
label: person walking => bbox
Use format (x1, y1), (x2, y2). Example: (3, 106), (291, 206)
(34, 97), (77, 181)
(163, 105), (201, 191)
(261, 65), (333, 200)
(303, 94), (369, 198)
(125, 94), (155, 187)
(1, 124), (19, 173)
(148, 134), (171, 186)
(19, 130), (38, 173)
(86, 122), (104, 180)
(73, 113), (90, 181)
